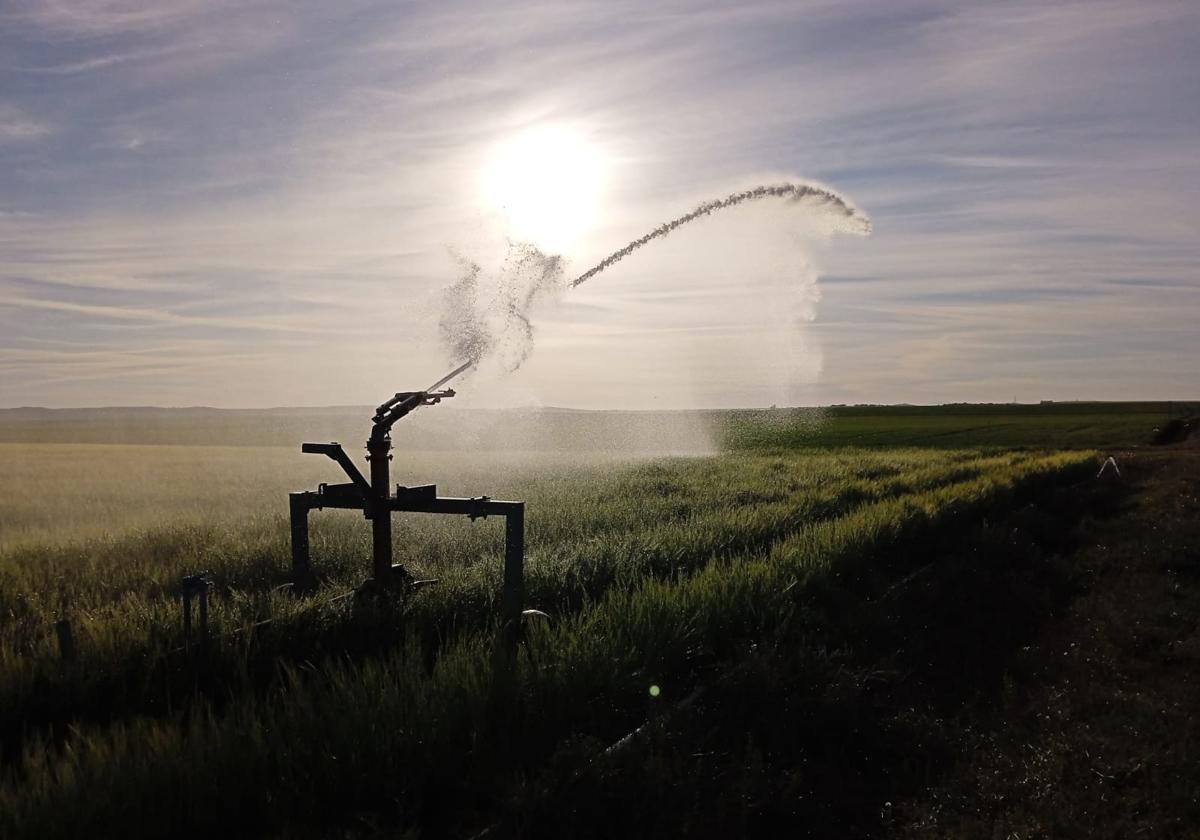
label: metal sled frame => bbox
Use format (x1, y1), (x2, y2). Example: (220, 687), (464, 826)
(287, 362), (525, 629)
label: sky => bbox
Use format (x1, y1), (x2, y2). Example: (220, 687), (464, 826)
(1, 0), (1197, 409)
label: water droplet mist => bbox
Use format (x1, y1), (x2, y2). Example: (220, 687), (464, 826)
(438, 180), (871, 392)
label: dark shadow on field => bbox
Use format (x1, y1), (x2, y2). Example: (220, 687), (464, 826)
(510, 461), (1132, 839)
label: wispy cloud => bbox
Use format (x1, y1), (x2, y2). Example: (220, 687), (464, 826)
(6, 0), (224, 38)
(0, 102), (51, 142)
(0, 294), (342, 334)
(13, 43), (188, 75)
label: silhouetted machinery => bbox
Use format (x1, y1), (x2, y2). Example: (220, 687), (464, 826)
(288, 361), (526, 630)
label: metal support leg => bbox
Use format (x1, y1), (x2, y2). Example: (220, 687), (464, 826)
(368, 436), (393, 583)
(289, 492), (313, 590)
(502, 504), (525, 629)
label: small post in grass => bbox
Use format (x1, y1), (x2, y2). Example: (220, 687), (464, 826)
(54, 618), (76, 664)
(181, 572), (211, 654)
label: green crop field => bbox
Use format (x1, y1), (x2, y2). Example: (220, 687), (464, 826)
(0, 404), (1194, 838)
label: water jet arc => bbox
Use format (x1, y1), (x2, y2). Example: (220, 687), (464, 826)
(570, 181), (870, 288)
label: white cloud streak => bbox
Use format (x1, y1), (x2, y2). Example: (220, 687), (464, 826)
(0, 103), (51, 142)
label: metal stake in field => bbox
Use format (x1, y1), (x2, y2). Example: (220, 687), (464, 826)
(288, 361), (528, 640)
(181, 571), (211, 654)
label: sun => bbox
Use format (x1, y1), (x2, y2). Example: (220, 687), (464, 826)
(481, 125), (607, 254)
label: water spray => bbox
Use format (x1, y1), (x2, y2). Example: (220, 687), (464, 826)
(441, 180), (870, 374)
(570, 182), (870, 288)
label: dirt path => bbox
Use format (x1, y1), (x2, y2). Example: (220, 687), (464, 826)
(897, 450), (1200, 838)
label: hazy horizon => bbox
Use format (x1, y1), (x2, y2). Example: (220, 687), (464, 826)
(2, 397), (1192, 413)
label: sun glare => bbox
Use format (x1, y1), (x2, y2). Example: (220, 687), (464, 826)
(481, 125), (606, 254)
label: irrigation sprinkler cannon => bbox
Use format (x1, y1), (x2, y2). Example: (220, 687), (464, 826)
(288, 361), (526, 635)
